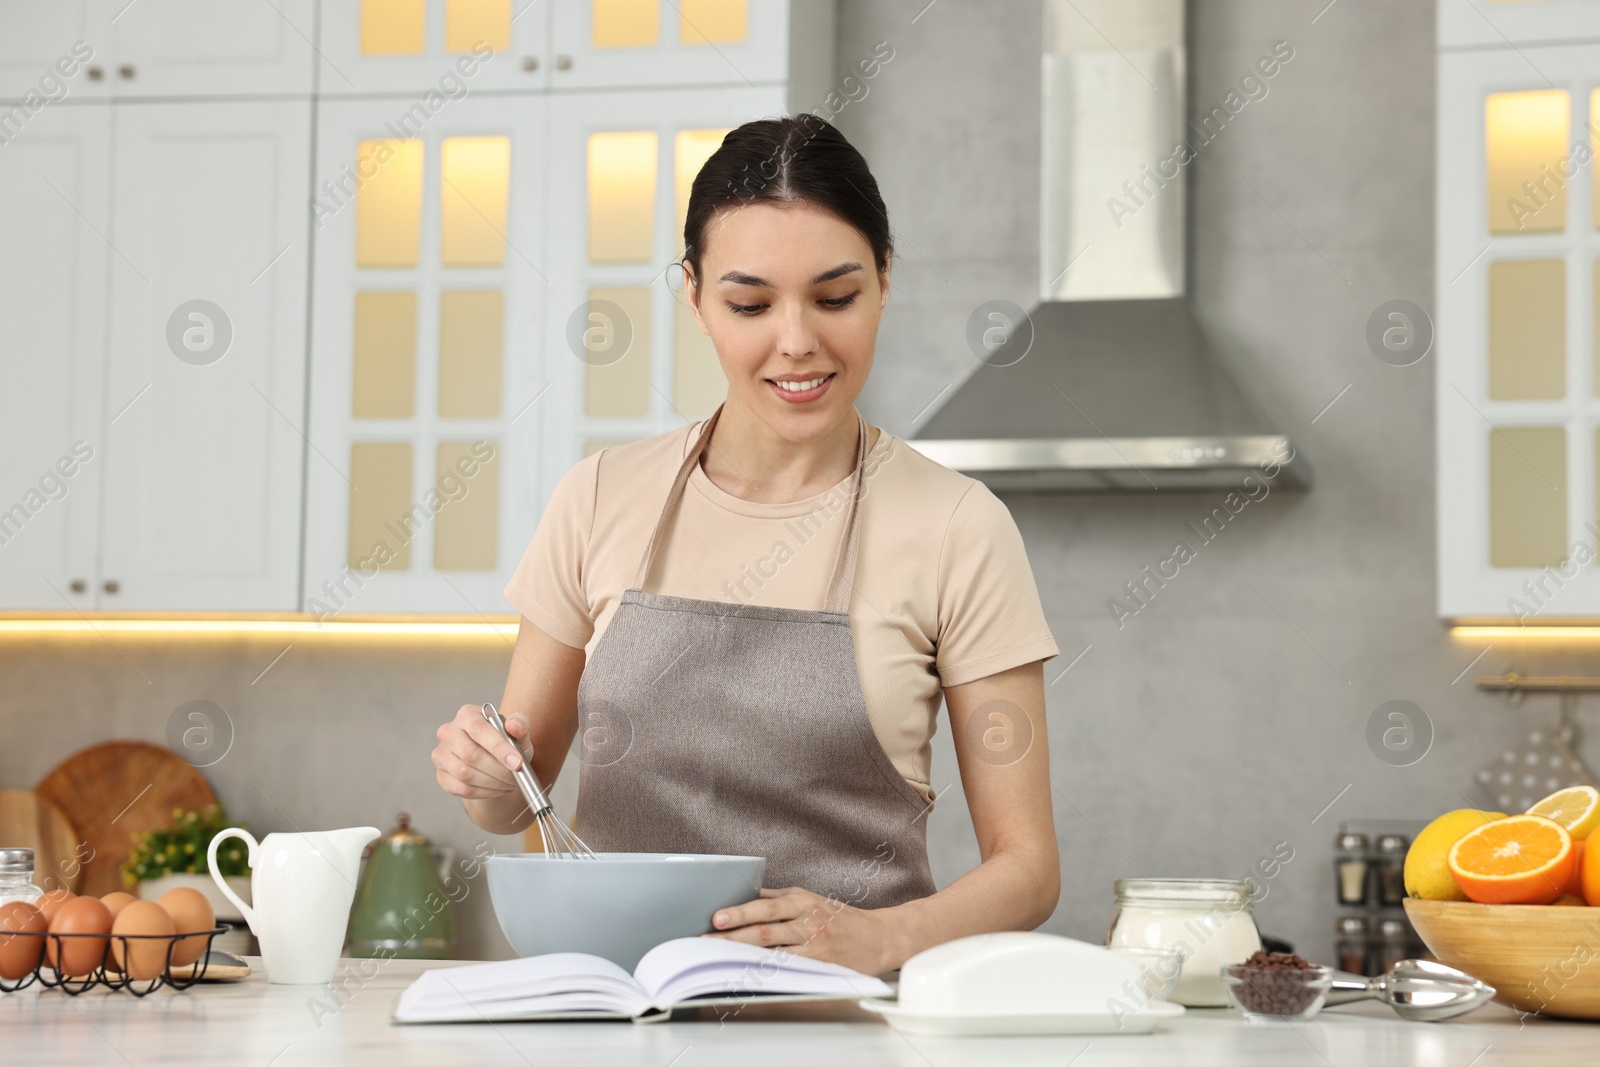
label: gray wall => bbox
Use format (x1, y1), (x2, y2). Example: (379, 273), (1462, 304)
(845, 0), (1600, 963)
(4, 0), (1593, 966)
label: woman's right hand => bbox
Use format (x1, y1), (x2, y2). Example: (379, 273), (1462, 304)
(433, 703), (535, 800)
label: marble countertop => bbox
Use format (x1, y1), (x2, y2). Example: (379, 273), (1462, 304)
(2, 958), (1597, 1066)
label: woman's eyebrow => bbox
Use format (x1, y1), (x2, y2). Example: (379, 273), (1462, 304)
(717, 262), (864, 287)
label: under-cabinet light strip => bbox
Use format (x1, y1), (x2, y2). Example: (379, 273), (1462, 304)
(1453, 626), (1600, 639)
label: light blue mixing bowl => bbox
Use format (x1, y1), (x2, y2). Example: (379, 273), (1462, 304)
(486, 852), (766, 970)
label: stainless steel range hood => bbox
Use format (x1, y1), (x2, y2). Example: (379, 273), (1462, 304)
(906, 0), (1309, 492)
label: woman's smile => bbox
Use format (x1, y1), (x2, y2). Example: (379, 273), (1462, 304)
(765, 371), (837, 404)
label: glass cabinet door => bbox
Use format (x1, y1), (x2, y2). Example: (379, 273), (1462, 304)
(547, 0), (793, 90)
(539, 84), (784, 503)
(318, 0), (551, 95)
(305, 96), (544, 616)
(1437, 44), (1600, 617)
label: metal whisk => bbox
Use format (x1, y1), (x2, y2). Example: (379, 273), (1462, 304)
(481, 703), (597, 859)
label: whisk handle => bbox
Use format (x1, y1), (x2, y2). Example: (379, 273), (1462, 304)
(480, 703), (552, 817)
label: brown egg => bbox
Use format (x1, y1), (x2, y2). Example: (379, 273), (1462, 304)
(111, 900), (175, 980)
(156, 887), (214, 967)
(0, 901), (46, 980)
(47, 896), (112, 977)
(97, 892), (135, 973)
(100, 892), (136, 919)
(35, 890), (75, 925)
(34, 890), (75, 965)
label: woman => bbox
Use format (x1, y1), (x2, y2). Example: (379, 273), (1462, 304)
(433, 114), (1061, 977)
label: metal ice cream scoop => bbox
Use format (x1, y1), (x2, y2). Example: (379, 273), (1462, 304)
(1323, 959), (1496, 1021)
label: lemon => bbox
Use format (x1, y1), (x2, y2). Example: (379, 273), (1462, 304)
(1405, 809), (1506, 901)
(1527, 785), (1600, 841)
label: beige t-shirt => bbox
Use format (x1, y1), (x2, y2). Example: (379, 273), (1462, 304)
(504, 417), (1060, 803)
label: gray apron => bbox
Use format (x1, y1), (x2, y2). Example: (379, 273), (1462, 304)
(572, 402), (937, 909)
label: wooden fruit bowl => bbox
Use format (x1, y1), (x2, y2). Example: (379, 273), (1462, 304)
(1405, 899), (1600, 1020)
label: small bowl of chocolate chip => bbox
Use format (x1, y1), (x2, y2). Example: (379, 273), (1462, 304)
(1221, 950), (1334, 1021)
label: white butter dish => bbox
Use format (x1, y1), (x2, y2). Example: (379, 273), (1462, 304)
(859, 931), (1185, 1036)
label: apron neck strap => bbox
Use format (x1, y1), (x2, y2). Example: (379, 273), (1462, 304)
(632, 402), (869, 615)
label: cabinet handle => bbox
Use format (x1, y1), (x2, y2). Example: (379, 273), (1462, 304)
(521, 55), (539, 72)
(103, 580), (120, 595)
(555, 54), (572, 71)
(87, 66), (104, 81)
(69, 579), (87, 594)
(118, 64), (135, 79)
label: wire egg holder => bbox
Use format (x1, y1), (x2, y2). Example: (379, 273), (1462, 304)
(0, 925), (230, 996)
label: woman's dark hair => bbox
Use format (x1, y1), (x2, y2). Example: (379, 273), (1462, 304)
(681, 114), (892, 284)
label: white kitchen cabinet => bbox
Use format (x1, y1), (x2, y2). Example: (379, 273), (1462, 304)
(317, 0), (550, 96)
(0, 1), (111, 102)
(318, 1), (830, 97)
(0, 106), (110, 608)
(109, 0), (317, 97)
(1439, 0), (1600, 49)
(0, 0), (835, 616)
(98, 100), (312, 611)
(0, 0), (315, 102)
(303, 96), (544, 616)
(1436, 43), (1600, 618)
(539, 84), (785, 498)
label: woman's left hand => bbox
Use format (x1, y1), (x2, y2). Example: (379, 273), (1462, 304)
(701, 886), (903, 976)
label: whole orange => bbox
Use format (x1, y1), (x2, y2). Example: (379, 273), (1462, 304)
(1564, 840), (1587, 899)
(1585, 831), (1600, 906)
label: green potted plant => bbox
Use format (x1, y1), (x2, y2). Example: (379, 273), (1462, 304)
(122, 804), (253, 922)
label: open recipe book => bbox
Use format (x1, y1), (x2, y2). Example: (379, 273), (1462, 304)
(393, 936), (894, 1023)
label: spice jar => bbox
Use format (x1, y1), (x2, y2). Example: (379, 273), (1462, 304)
(0, 848), (43, 906)
(1106, 879), (1263, 1007)
(1333, 832), (1369, 905)
(1374, 834), (1409, 906)
(1375, 918), (1412, 974)
(1335, 916), (1370, 976)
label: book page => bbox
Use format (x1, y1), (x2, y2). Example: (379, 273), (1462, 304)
(396, 953), (651, 1019)
(396, 992), (644, 1023)
(633, 937), (893, 1004)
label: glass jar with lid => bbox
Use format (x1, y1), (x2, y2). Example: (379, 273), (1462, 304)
(0, 848), (43, 906)
(1375, 918), (1413, 974)
(1373, 834), (1409, 907)
(1333, 832), (1370, 905)
(1106, 878), (1263, 1006)
(1335, 915), (1371, 975)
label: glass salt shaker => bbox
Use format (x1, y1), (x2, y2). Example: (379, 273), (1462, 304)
(0, 848), (44, 906)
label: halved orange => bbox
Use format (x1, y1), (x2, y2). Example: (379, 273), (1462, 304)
(1447, 813), (1574, 905)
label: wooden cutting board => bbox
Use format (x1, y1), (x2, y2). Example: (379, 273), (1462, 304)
(36, 742), (218, 896)
(0, 789), (84, 893)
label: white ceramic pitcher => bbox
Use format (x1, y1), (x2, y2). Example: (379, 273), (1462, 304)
(208, 826), (380, 985)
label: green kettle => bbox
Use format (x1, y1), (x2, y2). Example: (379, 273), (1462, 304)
(347, 812), (456, 959)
